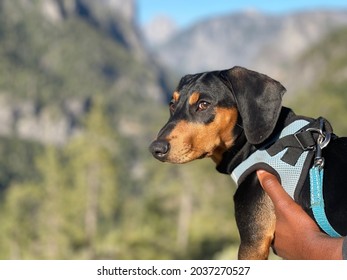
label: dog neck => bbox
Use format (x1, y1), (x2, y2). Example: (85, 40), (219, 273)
(216, 107), (297, 174)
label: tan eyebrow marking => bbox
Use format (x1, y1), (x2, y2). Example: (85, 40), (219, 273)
(188, 92), (200, 105)
(172, 91), (180, 102)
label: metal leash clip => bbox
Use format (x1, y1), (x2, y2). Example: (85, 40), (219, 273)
(306, 118), (331, 168)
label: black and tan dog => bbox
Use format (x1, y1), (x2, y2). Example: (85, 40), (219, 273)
(149, 66), (347, 259)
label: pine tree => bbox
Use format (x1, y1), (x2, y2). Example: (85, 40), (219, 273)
(0, 145), (68, 259)
(64, 98), (119, 258)
(35, 145), (70, 259)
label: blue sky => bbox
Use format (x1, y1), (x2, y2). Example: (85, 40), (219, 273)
(137, 0), (347, 27)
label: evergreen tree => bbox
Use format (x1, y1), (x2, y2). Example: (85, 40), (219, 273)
(64, 98), (119, 258)
(0, 145), (67, 259)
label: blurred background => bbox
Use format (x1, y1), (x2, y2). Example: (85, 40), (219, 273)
(0, 0), (346, 260)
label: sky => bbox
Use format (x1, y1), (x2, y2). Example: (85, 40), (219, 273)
(137, 0), (347, 27)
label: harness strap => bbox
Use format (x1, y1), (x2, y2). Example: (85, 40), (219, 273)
(231, 119), (312, 198)
(267, 118), (332, 166)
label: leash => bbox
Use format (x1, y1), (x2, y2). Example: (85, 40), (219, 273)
(309, 118), (342, 237)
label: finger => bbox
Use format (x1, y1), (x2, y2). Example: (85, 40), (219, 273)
(256, 169), (295, 207)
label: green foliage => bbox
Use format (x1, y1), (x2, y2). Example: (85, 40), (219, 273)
(287, 27), (347, 135)
(0, 137), (42, 190)
(64, 99), (120, 258)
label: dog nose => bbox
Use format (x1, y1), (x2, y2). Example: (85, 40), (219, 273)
(149, 140), (170, 161)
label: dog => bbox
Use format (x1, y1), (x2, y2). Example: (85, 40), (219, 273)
(149, 66), (347, 259)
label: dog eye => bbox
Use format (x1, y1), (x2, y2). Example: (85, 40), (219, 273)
(169, 101), (176, 112)
(197, 101), (210, 111)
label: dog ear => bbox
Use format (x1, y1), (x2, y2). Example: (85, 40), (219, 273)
(219, 66), (286, 145)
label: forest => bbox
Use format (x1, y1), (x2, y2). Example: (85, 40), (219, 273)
(0, 0), (346, 260)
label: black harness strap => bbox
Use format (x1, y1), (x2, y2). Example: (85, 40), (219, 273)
(267, 117), (334, 166)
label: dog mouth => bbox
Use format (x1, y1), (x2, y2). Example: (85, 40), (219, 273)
(149, 139), (210, 163)
(197, 152), (209, 159)
(165, 150), (209, 164)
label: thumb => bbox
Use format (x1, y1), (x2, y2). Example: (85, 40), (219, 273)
(256, 169), (295, 207)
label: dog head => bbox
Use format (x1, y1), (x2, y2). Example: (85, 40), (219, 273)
(149, 66), (286, 164)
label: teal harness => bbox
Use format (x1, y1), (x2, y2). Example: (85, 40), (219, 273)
(231, 118), (342, 237)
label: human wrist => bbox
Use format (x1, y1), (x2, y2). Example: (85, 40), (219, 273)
(306, 233), (344, 260)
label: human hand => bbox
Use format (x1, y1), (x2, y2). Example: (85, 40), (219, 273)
(256, 170), (344, 260)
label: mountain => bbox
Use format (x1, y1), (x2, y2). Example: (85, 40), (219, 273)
(150, 10), (347, 84)
(0, 0), (170, 144)
(142, 15), (178, 46)
(286, 27), (347, 135)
